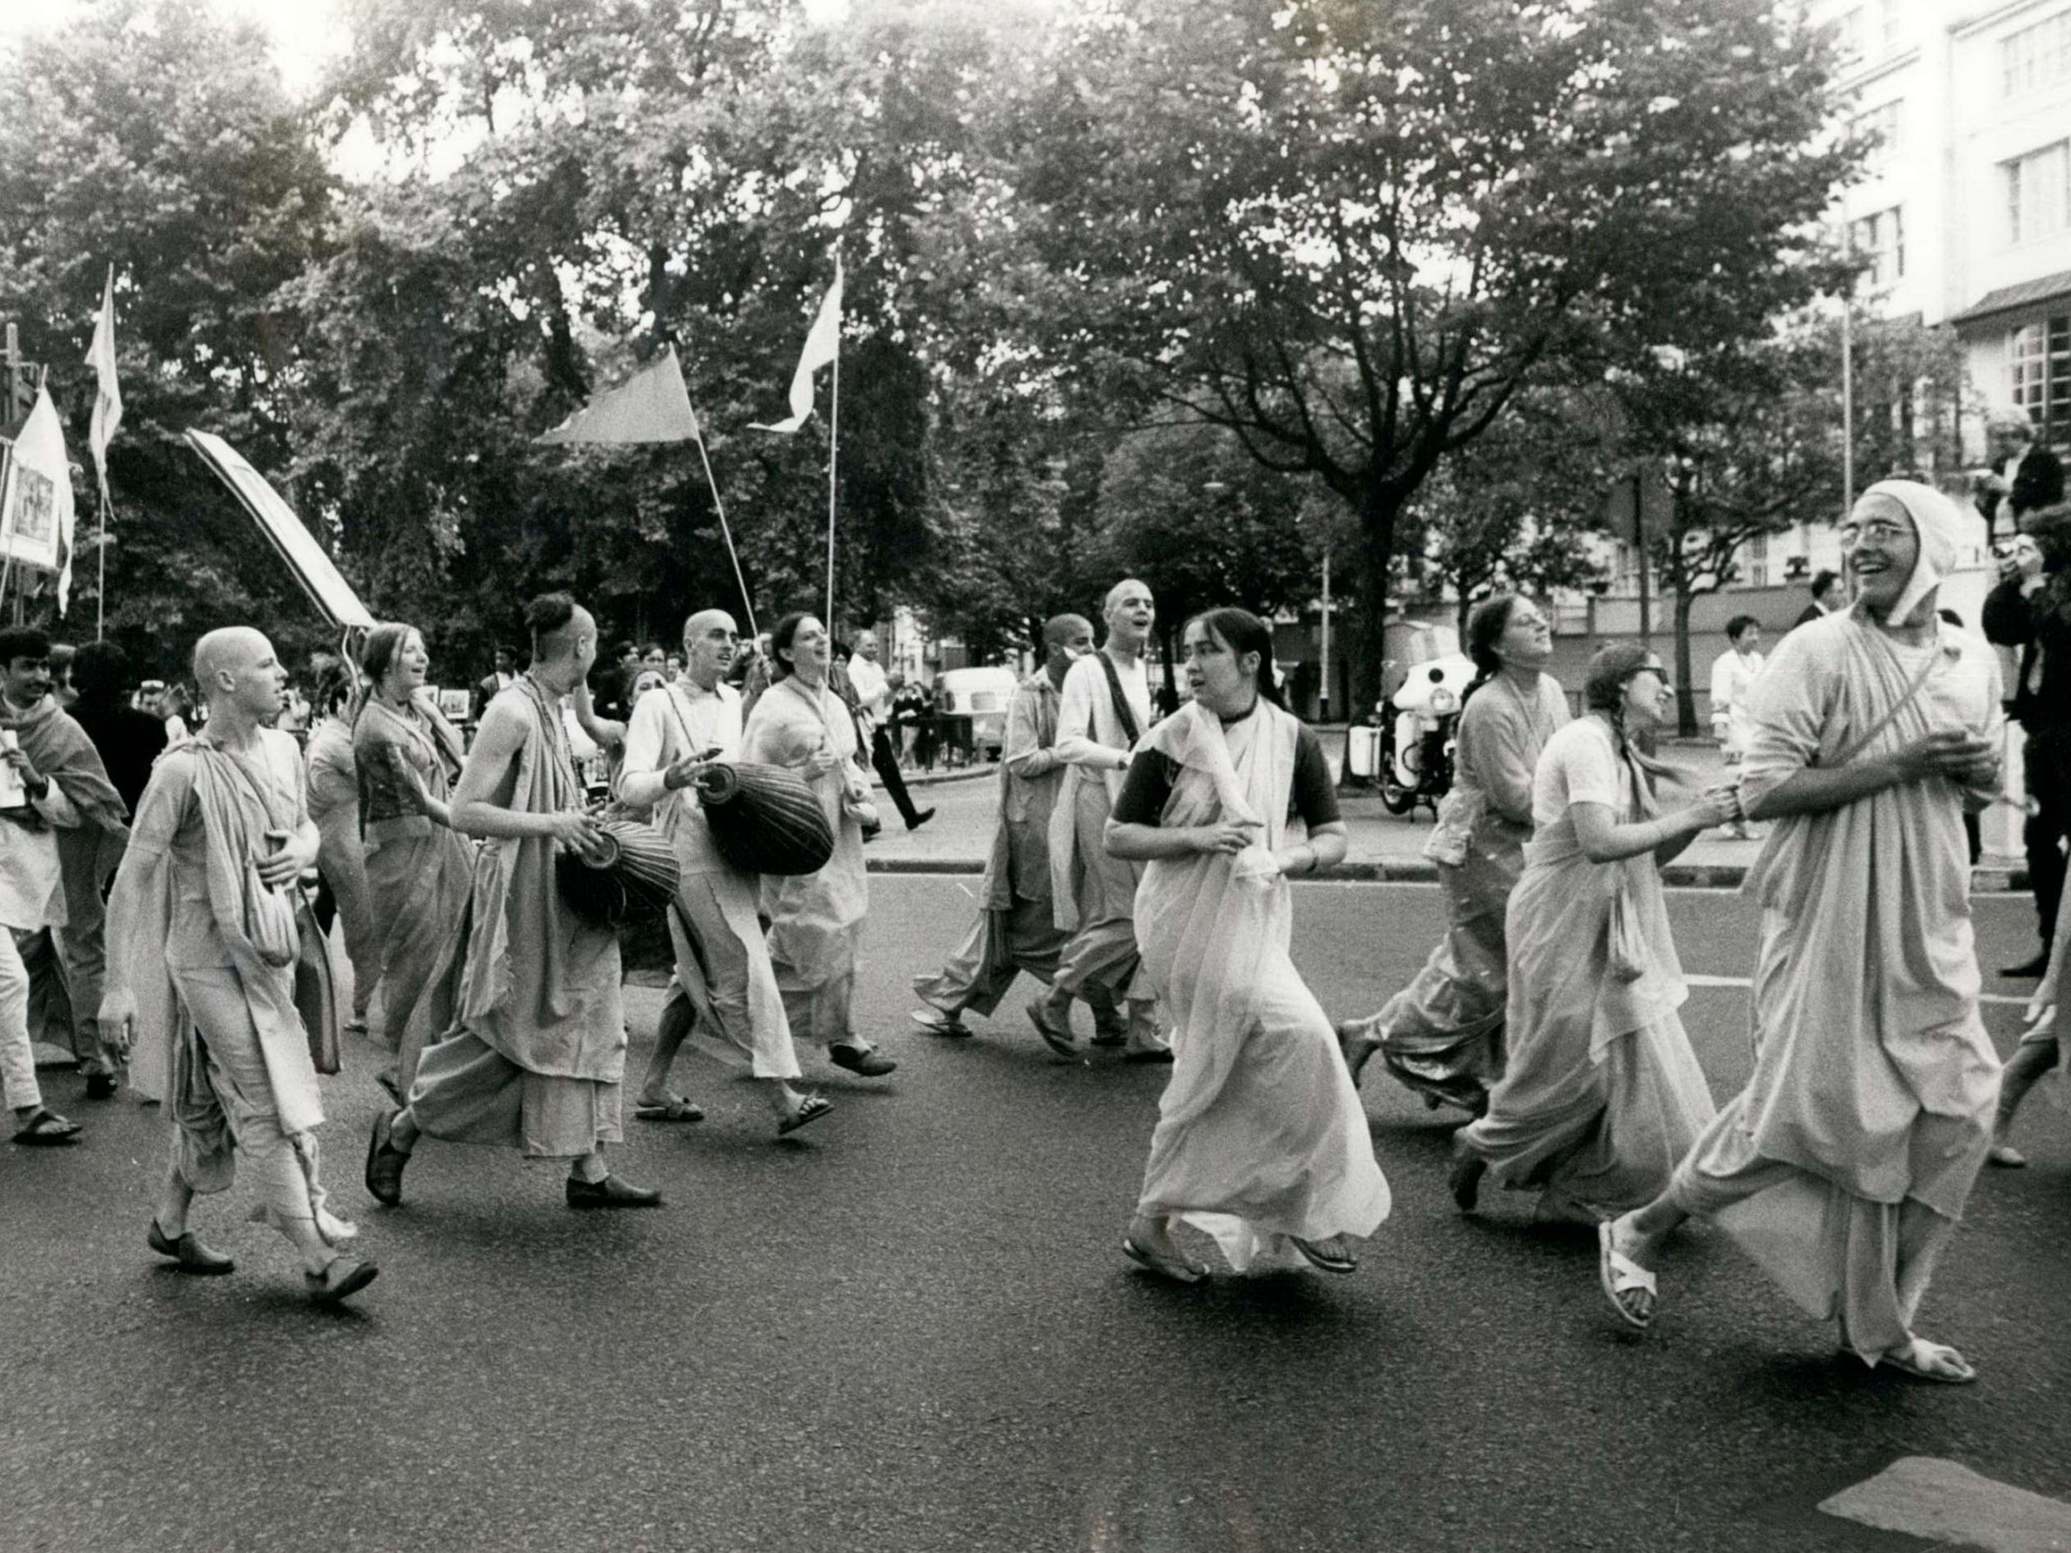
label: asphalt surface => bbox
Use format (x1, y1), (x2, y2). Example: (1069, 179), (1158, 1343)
(3, 878), (2068, 1553)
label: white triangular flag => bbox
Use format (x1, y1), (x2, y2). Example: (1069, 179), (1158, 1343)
(85, 266), (122, 501)
(535, 345), (701, 445)
(752, 256), (843, 434)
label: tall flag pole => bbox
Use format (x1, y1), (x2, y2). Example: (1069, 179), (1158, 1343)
(752, 254), (844, 628)
(534, 343), (758, 639)
(85, 266), (122, 639)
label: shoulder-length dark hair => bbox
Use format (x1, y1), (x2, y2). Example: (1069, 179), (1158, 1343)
(1462, 594), (1522, 709)
(1186, 607), (1283, 707)
(769, 612), (812, 681)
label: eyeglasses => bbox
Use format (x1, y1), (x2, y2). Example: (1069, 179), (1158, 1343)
(1837, 518), (1908, 546)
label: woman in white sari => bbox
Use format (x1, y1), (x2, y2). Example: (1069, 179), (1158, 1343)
(740, 613), (897, 1078)
(1107, 608), (1390, 1282)
(1448, 644), (1728, 1226)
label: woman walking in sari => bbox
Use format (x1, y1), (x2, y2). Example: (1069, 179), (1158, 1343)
(353, 624), (474, 1103)
(741, 613), (897, 1078)
(1107, 608), (1390, 1282)
(1449, 644), (1728, 1226)
(1338, 595), (1567, 1112)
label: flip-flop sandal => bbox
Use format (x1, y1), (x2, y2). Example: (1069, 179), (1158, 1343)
(1880, 1338), (1977, 1385)
(1597, 1219), (1656, 1331)
(1335, 1024), (1381, 1086)
(1123, 1236), (1208, 1285)
(1026, 998), (1077, 1059)
(12, 1108), (81, 1146)
(634, 1095), (706, 1123)
(1290, 1235), (1358, 1275)
(910, 1009), (971, 1039)
(777, 1095), (833, 1137)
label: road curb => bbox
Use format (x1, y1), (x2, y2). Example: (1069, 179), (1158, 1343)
(864, 856), (2032, 893)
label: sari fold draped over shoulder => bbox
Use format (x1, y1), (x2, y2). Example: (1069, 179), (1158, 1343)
(1671, 610), (2004, 1360)
(354, 694), (475, 1093)
(1132, 699), (1390, 1272)
(741, 676), (867, 1044)
(1458, 718), (1715, 1216)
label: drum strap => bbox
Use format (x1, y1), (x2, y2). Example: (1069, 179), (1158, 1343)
(1096, 651), (1141, 747)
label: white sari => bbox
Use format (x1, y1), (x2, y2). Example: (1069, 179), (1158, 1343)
(1132, 698), (1390, 1271)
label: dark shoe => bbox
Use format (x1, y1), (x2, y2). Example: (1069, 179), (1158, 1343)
(828, 1043), (898, 1077)
(305, 1255), (379, 1305)
(1026, 997), (1078, 1059)
(364, 1109), (409, 1207)
(2001, 951), (2051, 979)
(565, 1173), (663, 1210)
(147, 1219), (235, 1276)
(1449, 1149), (1487, 1213)
(84, 1070), (118, 1101)
(1123, 1045), (1175, 1065)
(906, 807), (935, 832)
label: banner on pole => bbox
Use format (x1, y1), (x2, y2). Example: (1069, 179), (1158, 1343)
(185, 429), (376, 629)
(753, 257), (843, 434)
(0, 385), (77, 610)
(536, 346), (701, 445)
(86, 266), (122, 500)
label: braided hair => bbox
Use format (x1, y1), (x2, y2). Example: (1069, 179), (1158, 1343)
(1582, 641), (1676, 793)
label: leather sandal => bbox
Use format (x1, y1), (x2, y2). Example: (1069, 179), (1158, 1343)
(364, 1110), (409, 1207)
(777, 1094), (834, 1137)
(12, 1108), (81, 1146)
(306, 1255), (379, 1305)
(565, 1173), (663, 1210)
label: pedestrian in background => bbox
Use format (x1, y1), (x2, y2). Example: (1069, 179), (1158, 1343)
(1708, 614), (1765, 840)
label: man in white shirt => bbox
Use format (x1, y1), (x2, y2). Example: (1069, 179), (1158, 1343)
(1039, 579), (1170, 1062)
(846, 628), (933, 831)
(618, 609), (830, 1137)
(0, 627), (87, 1146)
(1707, 614), (1765, 840)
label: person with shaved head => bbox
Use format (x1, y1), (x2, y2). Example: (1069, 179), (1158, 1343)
(1038, 579), (1170, 1062)
(618, 608), (831, 1137)
(366, 592), (660, 1210)
(100, 625), (377, 1303)
(912, 613), (1095, 1042)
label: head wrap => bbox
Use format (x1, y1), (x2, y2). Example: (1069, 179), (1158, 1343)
(1854, 478), (1963, 625)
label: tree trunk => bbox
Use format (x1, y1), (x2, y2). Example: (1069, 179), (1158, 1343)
(1349, 482), (1400, 712)
(1672, 587), (1699, 738)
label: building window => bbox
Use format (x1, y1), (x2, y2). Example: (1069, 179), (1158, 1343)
(1744, 532), (1769, 589)
(1851, 99), (1902, 171)
(2006, 140), (2070, 245)
(2011, 314), (2071, 446)
(1850, 205), (1905, 286)
(2004, 9), (2071, 96)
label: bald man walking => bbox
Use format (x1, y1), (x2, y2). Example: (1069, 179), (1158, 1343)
(619, 609), (830, 1136)
(1040, 580), (1170, 1062)
(101, 627), (376, 1304)
(913, 614), (1092, 1041)
(366, 592), (659, 1209)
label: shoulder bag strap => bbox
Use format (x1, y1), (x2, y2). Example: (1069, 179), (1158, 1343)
(1095, 652), (1141, 747)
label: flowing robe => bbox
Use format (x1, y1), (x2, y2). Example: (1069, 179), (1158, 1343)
(1131, 699), (1390, 1271)
(1347, 671), (1568, 1109)
(354, 694), (474, 1096)
(304, 717), (380, 1022)
(1670, 610), (2004, 1362)
(1456, 717), (1716, 1215)
(621, 680), (800, 1078)
(406, 678), (623, 1159)
(913, 670), (1071, 1018)
(1049, 650), (1154, 1021)
(741, 676), (868, 1046)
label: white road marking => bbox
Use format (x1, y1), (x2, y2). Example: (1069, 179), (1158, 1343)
(1820, 1456), (2071, 1553)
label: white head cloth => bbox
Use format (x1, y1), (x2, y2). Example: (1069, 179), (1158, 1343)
(1856, 478), (1964, 625)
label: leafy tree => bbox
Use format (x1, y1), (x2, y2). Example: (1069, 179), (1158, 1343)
(992, 0), (1864, 703)
(0, 0), (338, 675)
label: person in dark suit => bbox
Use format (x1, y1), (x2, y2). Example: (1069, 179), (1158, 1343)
(1793, 568), (1844, 628)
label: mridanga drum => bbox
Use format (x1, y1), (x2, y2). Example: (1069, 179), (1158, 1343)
(556, 818), (681, 926)
(693, 761), (835, 877)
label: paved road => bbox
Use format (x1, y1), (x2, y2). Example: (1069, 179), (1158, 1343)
(3, 879), (2066, 1552)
